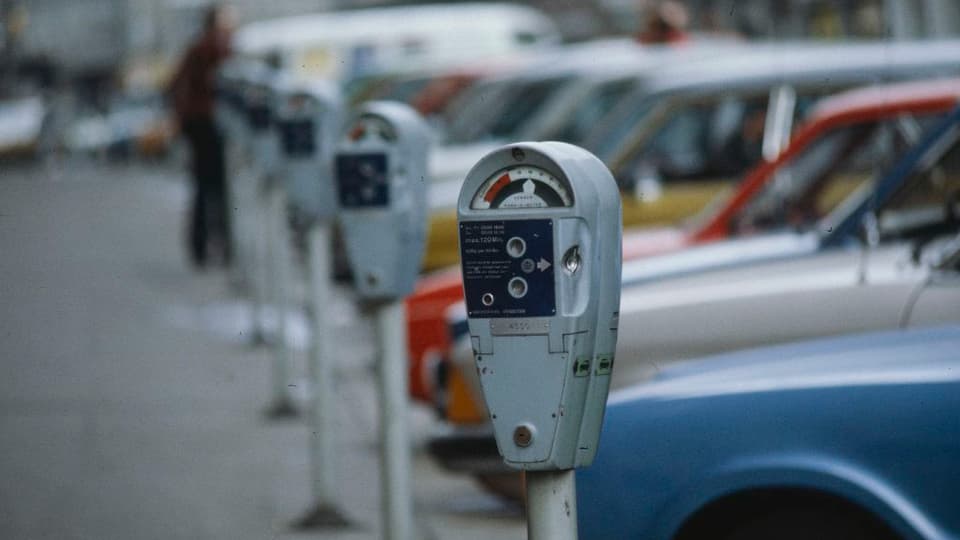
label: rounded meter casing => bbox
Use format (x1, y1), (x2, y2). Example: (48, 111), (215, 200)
(457, 142), (621, 471)
(243, 64), (282, 182)
(273, 78), (343, 222)
(335, 101), (431, 301)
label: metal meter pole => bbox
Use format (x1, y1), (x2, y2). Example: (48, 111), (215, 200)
(265, 183), (297, 417)
(375, 299), (413, 540)
(526, 470), (579, 540)
(297, 222), (350, 527)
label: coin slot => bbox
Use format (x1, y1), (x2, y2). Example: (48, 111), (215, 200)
(506, 236), (526, 258)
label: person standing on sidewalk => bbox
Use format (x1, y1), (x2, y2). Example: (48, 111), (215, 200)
(168, 4), (236, 268)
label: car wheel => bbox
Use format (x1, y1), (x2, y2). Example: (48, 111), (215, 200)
(723, 505), (900, 540)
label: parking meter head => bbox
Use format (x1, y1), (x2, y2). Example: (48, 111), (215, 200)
(274, 78), (343, 222)
(457, 142), (622, 470)
(335, 101), (432, 301)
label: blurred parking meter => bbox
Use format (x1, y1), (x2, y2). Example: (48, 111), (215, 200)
(335, 102), (431, 540)
(273, 78), (350, 527)
(216, 62), (256, 293)
(246, 67), (298, 417)
(456, 143), (622, 540)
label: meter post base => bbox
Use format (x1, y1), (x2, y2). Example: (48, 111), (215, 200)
(293, 502), (352, 530)
(264, 183), (297, 420)
(263, 398), (299, 420)
(376, 300), (414, 540)
(526, 469), (578, 540)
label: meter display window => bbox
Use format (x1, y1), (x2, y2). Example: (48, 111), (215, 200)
(470, 166), (573, 210)
(337, 153), (389, 208)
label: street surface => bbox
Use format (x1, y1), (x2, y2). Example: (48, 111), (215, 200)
(0, 159), (524, 540)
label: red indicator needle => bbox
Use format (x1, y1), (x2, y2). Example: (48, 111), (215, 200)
(484, 174), (511, 203)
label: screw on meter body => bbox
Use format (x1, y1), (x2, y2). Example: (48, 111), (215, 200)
(457, 141), (622, 472)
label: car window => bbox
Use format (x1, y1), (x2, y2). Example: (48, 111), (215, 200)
(618, 93), (769, 181)
(548, 78), (636, 144)
(878, 129), (960, 238)
(443, 79), (511, 143)
(486, 75), (573, 139)
(732, 113), (943, 234)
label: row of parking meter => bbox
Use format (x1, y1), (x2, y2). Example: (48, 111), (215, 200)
(457, 142), (623, 539)
(220, 62), (620, 539)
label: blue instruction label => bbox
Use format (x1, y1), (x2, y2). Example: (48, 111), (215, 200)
(460, 219), (555, 318)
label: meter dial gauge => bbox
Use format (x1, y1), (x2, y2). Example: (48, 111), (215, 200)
(470, 166), (573, 210)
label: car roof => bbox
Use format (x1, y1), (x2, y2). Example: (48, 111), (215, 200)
(636, 40), (960, 95)
(810, 77), (960, 120)
(235, 3), (557, 53)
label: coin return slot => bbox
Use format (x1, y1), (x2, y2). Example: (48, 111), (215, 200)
(508, 277), (528, 299)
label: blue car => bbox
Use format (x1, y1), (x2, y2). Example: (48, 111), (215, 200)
(577, 324), (960, 540)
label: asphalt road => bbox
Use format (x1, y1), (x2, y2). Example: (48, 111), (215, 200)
(0, 159), (523, 540)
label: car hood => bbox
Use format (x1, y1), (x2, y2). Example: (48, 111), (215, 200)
(610, 325), (960, 405)
(622, 226), (689, 259)
(621, 231), (820, 287)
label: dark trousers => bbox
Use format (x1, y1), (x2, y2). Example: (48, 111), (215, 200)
(183, 117), (231, 266)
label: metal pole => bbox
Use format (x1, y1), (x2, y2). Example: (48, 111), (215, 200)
(264, 183), (297, 418)
(295, 222), (350, 528)
(375, 300), (413, 540)
(526, 470), (579, 540)
(248, 181), (269, 346)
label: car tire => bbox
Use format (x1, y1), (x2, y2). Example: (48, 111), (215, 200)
(723, 505), (900, 540)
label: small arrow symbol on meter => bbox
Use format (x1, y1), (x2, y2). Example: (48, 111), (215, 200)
(537, 258), (551, 272)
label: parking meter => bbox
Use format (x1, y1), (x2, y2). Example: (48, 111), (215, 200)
(274, 79), (342, 223)
(457, 142), (622, 471)
(335, 101), (432, 540)
(335, 101), (432, 300)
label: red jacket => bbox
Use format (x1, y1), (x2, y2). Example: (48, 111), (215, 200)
(169, 32), (231, 122)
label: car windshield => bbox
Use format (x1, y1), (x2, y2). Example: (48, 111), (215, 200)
(485, 75), (574, 140)
(615, 93), (770, 181)
(442, 79), (512, 143)
(731, 112), (943, 235)
(546, 77), (637, 144)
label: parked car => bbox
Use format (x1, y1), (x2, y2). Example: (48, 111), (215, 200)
(578, 324), (960, 540)
(405, 78), (960, 405)
(428, 102), (960, 496)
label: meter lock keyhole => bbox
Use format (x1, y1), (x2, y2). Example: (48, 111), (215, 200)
(513, 424), (535, 448)
(562, 245), (582, 274)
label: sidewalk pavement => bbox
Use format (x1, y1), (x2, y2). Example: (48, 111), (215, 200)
(0, 160), (524, 540)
